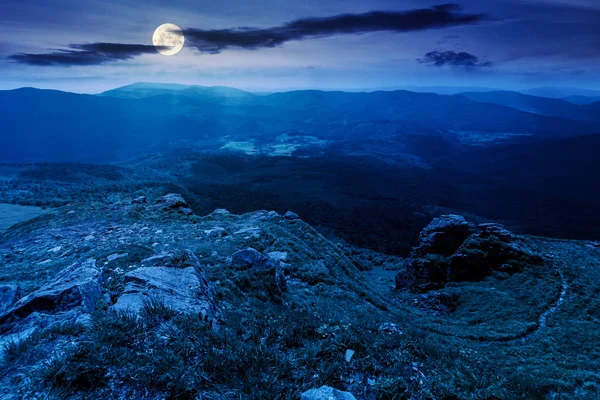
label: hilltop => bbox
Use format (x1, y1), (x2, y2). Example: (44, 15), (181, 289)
(0, 191), (599, 399)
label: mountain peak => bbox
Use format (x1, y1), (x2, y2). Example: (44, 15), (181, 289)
(100, 82), (255, 99)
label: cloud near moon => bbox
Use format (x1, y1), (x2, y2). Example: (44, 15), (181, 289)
(183, 4), (485, 54)
(7, 4), (486, 66)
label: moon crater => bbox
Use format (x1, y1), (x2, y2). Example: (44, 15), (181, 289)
(153, 23), (185, 56)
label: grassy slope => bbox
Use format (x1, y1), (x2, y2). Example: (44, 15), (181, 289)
(0, 194), (599, 399)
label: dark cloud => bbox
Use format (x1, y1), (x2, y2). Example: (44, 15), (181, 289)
(418, 50), (492, 68)
(183, 4), (486, 54)
(8, 43), (169, 66)
(8, 4), (486, 66)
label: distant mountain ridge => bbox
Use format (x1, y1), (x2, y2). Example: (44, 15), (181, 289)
(1, 83), (599, 163)
(457, 90), (598, 121)
(100, 82), (255, 99)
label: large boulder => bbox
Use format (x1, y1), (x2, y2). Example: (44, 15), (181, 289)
(0, 259), (103, 347)
(113, 251), (221, 327)
(301, 386), (356, 400)
(155, 193), (193, 215)
(113, 267), (221, 325)
(0, 259), (103, 326)
(396, 216), (543, 293)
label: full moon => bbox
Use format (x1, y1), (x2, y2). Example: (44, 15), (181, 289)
(152, 23), (185, 56)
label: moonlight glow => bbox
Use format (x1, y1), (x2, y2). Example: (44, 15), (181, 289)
(152, 23), (184, 56)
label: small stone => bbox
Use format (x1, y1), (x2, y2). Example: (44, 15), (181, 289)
(378, 322), (403, 335)
(132, 196), (147, 205)
(345, 349), (355, 362)
(267, 251), (288, 263)
(205, 227), (227, 238)
(301, 386), (356, 400)
(107, 253), (128, 262)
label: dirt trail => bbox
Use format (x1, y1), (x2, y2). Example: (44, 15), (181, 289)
(538, 270), (568, 330)
(518, 266), (568, 342)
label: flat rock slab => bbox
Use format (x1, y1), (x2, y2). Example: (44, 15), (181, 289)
(113, 266), (220, 325)
(301, 386), (356, 400)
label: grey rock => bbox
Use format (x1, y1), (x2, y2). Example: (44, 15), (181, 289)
(284, 211), (300, 220)
(107, 253), (128, 262)
(0, 310), (75, 351)
(131, 195), (147, 204)
(231, 248), (271, 269)
(142, 250), (203, 269)
(113, 266), (221, 327)
(479, 223), (517, 243)
(205, 227), (228, 238)
(344, 349), (355, 362)
(0, 259), (103, 347)
(0, 284), (20, 314)
(301, 386), (356, 400)
(267, 251), (288, 263)
(0, 259), (103, 326)
(378, 322), (403, 335)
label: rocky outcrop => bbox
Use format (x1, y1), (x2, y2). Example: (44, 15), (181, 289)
(113, 251), (221, 327)
(413, 215), (476, 258)
(301, 386), (356, 400)
(396, 216), (544, 292)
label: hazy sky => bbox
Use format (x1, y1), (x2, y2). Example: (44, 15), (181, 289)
(1, 0), (599, 92)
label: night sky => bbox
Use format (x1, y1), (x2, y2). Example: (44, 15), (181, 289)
(1, 0), (599, 92)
